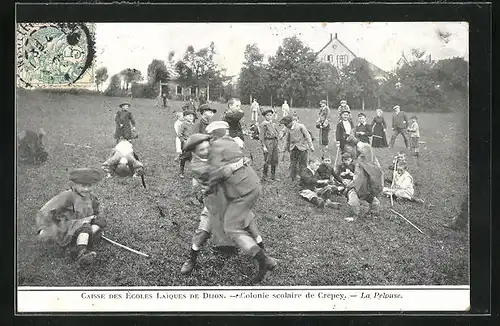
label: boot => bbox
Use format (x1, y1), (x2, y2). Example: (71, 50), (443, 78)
(252, 249), (277, 283)
(311, 197), (325, 208)
(271, 165), (279, 181)
(262, 164), (269, 180)
(76, 246), (96, 266)
(180, 249), (199, 275)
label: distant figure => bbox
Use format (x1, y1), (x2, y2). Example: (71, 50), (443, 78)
(114, 102), (137, 143)
(280, 115), (314, 182)
(17, 128), (48, 164)
(407, 115), (421, 158)
(354, 112), (372, 144)
(223, 98), (245, 141)
(281, 100), (290, 118)
(162, 93), (168, 108)
(251, 99), (259, 123)
(389, 105), (409, 148)
(337, 100), (351, 120)
(316, 100), (331, 155)
(371, 109), (388, 148)
(335, 109), (354, 152)
(259, 108), (280, 181)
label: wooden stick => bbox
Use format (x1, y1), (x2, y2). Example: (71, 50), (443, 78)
(389, 160), (398, 207)
(390, 209), (425, 235)
(102, 234), (150, 258)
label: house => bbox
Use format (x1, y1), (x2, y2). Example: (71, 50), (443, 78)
(162, 65), (204, 100)
(395, 50), (433, 70)
(316, 33), (388, 81)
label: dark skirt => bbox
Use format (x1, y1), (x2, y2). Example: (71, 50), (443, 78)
(319, 128), (329, 146)
(263, 138), (279, 165)
(371, 123), (388, 148)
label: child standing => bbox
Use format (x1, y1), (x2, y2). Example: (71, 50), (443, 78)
(382, 162), (424, 204)
(407, 115), (421, 158)
(36, 168), (107, 266)
(178, 111), (196, 178)
(260, 108), (280, 181)
(354, 112), (372, 144)
(173, 112), (184, 161)
(114, 102), (136, 143)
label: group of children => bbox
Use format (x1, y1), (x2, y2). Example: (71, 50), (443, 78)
(24, 96), (424, 282)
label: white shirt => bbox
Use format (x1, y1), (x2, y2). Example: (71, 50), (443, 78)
(115, 140), (134, 156)
(251, 102), (259, 112)
(342, 120), (352, 135)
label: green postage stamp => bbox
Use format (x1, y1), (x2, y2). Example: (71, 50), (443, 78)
(16, 23), (96, 88)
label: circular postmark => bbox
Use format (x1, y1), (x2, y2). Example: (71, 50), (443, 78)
(19, 23), (95, 85)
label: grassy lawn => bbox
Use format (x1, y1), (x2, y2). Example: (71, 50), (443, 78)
(16, 90), (469, 286)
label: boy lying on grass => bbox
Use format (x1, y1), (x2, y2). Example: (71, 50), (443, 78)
(299, 157), (342, 209)
(102, 139), (144, 178)
(382, 162), (425, 204)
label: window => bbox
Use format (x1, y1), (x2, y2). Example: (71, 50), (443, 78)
(176, 85), (182, 95)
(337, 55), (348, 67)
(327, 54), (333, 63)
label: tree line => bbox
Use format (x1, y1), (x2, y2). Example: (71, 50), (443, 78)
(95, 35), (467, 112)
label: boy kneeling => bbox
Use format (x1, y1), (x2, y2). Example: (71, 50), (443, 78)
(299, 157), (340, 208)
(36, 168), (107, 266)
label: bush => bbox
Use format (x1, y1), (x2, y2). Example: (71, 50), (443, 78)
(131, 83), (158, 99)
(35, 88), (101, 96)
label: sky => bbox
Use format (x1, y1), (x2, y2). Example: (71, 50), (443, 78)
(94, 22), (468, 87)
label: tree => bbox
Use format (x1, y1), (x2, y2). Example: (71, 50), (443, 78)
(175, 43), (222, 101)
(95, 67), (108, 92)
(238, 44), (267, 103)
(119, 68), (143, 90)
(338, 58), (378, 110)
(267, 36), (325, 107)
(104, 74), (124, 97)
(147, 59), (170, 85)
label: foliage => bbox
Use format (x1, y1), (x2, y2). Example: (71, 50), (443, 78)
(120, 68), (143, 91)
(95, 67), (109, 92)
(104, 74), (125, 97)
(147, 59), (170, 86)
(131, 83), (158, 99)
(238, 44), (267, 104)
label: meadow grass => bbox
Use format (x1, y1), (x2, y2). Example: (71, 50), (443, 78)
(16, 90), (468, 286)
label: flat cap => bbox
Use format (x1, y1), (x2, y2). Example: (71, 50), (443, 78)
(320, 100), (327, 105)
(280, 115), (293, 125)
(340, 108), (351, 115)
(119, 102), (131, 108)
(206, 121), (229, 134)
(393, 105), (400, 110)
(261, 108), (274, 116)
(340, 100), (347, 104)
(69, 168), (104, 185)
(183, 133), (212, 152)
(199, 104), (217, 114)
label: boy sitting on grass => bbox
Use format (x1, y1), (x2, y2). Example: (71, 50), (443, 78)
(335, 152), (356, 185)
(382, 162), (424, 204)
(317, 155), (345, 194)
(299, 157), (340, 209)
(36, 168), (107, 266)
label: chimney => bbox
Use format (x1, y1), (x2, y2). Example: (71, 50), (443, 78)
(427, 54), (432, 63)
(335, 32), (338, 39)
(330, 33), (333, 41)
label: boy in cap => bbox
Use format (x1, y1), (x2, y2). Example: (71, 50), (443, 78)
(337, 100), (351, 119)
(336, 152), (356, 184)
(343, 139), (383, 221)
(102, 139), (144, 178)
(280, 115), (315, 182)
(335, 109), (355, 152)
(260, 108), (280, 181)
(316, 100), (331, 155)
(17, 128), (48, 164)
(178, 110), (196, 178)
(194, 104), (217, 134)
(299, 157), (342, 209)
(114, 102), (137, 143)
(35, 168), (107, 266)
(354, 112), (372, 144)
(389, 105), (409, 148)
(206, 121), (277, 283)
(223, 98), (245, 141)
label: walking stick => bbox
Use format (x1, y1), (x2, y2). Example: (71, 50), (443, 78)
(390, 160), (397, 207)
(390, 209), (426, 235)
(102, 233), (151, 258)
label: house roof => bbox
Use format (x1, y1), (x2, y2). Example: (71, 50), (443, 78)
(316, 34), (357, 58)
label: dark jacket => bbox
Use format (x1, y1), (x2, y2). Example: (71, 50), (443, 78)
(392, 112), (408, 129)
(335, 119), (354, 149)
(223, 110), (245, 140)
(299, 167), (323, 191)
(336, 162), (356, 181)
(354, 123), (372, 143)
(317, 163), (344, 184)
(193, 116), (211, 134)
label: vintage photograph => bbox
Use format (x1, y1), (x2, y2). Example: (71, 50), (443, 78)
(16, 22), (469, 288)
